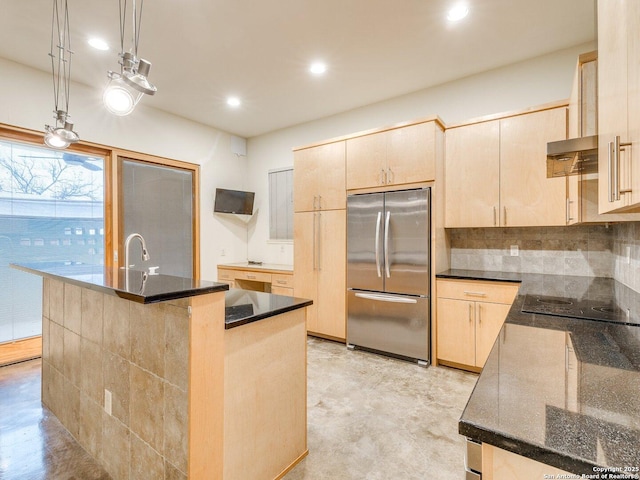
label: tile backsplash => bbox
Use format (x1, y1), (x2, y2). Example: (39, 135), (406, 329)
(449, 222), (640, 293)
(612, 222), (640, 293)
(449, 225), (614, 277)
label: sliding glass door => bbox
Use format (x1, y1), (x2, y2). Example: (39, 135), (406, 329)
(120, 158), (195, 278)
(0, 139), (104, 346)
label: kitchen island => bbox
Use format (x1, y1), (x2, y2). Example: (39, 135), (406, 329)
(437, 270), (640, 479)
(12, 263), (312, 480)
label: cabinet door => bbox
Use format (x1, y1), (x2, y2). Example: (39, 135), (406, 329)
(293, 212), (318, 331)
(598, 0), (630, 213)
(445, 121), (500, 228)
(346, 133), (387, 190)
(475, 302), (511, 368)
(316, 141), (346, 211)
(500, 108), (567, 226)
(271, 286), (294, 296)
(293, 147), (319, 212)
(627, 0), (640, 208)
(436, 298), (476, 366)
(316, 209), (346, 339)
(386, 122), (436, 186)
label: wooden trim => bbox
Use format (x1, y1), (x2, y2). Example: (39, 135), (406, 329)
(188, 292), (225, 480)
(293, 116), (446, 151)
(347, 180), (434, 196)
(445, 100), (569, 129)
(307, 332), (347, 343)
(0, 336), (42, 366)
(579, 50), (597, 63)
(437, 359), (482, 374)
(274, 450), (309, 480)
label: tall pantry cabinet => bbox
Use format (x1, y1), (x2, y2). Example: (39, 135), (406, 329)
(293, 141), (347, 340)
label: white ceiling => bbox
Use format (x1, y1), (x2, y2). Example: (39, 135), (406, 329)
(0, 0), (595, 138)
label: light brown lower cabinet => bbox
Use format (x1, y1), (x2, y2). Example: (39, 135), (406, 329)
(436, 279), (519, 371)
(482, 444), (571, 480)
(294, 209), (346, 340)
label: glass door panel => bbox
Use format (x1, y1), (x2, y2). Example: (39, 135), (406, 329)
(0, 140), (104, 344)
(120, 158), (194, 278)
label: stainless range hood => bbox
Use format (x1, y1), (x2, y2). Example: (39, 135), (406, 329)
(546, 134), (598, 178)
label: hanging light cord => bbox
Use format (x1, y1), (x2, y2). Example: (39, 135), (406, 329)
(118, 0), (144, 61)
(118, 0), (126, 55)
(49, 0), (72, 118)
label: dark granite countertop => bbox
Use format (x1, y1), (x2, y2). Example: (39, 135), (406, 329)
(436, 268), (524, 283)
(11, 262), (228, 304)
(448, 270), (640, 477)
(224, 288), (312, 329)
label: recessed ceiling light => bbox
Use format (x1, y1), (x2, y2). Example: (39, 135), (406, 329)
(227, 96), (241, 107)
(309, 62), (327, 76)
(447, 4), (469, 22)
(88, 37), (109, 51)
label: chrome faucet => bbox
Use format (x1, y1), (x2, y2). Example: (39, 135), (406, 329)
(124, 233), (150, 270)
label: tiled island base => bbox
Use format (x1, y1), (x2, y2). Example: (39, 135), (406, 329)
(40, 277), (307, 480)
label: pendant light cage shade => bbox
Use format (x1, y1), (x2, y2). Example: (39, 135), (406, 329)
(44, 0), (79, 149)
(103, 0), (157, 115)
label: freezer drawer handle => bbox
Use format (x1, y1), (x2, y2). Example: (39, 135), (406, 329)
(354, 292), (418, 304)
(375, 211), (382, 277)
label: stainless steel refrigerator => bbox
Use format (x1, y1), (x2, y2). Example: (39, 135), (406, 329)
(346, 188), (430, 364)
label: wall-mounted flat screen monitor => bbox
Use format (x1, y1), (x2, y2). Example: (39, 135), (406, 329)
(214, 188), (255, 215)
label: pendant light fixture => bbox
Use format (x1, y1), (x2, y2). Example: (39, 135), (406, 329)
(103, 0), (157, 116)
(44, 0), (79, 150)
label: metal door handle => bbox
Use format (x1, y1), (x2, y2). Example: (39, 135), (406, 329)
(469, 303), (473, 322)
(619, 138), (633, 195)
(384, 210), (391, 278)
(313, 195), (317, 210)
(312, 212), (317, 270)
(608, 141), (615, 202)
(276, 280), (287, 285)
(318, 212), (322, 271)
(566, 198), (573, 223)
(477, 304), (482, 324)
(354, 292), (418, 304)
(503, 206), (507, 226)
(375, 211), (382, 278)
(387, 167), (392, 184)
(463, 291), (486, 297)
(247, 274), (256, 279)
(380, 169), (385, 185)
(614, 136), (621, 201)
(318, 195), (322, 210)
(493, 206), (497, 226)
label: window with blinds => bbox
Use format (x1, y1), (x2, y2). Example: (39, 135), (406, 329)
(268, 168), (293, 241)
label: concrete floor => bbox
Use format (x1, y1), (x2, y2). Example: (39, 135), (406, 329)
(0, 337), (477, 479)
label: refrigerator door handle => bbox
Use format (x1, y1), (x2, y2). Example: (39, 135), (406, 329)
(375, 211), (382, 277)
(384, 210), (391, 278)
(354, 292), (418, 304)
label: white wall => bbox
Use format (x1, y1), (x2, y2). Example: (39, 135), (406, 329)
(246, 42), (596, 265)
(0, 57), (248, 281)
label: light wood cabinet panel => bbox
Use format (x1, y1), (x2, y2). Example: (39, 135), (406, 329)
(346, 120), (440, 190)
(475, 302), (512, 368)
(271, 286), (294, 296)
(316, 209), (346, 339)
(294, 212), (318, 332)
(293, 141), (346, 212)
(436, 279), (519, 370)
(386, 122), (436, 185)
(294, 210), (346, 340)
(217, 269), (235, 282)
(445, 120), (501, 228)
(482, 444), (571, 480)
(500, 108), (567, 226)
(271, 273), (293, 288)
(598, 0), (640, 213)
(345, 132), (387, 190)
(436, 297), (476, 367)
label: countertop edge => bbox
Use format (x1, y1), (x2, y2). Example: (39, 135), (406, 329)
(225, 299), (313, 329)
(11, 263), (229, 304)
(436, 269), (523, 283)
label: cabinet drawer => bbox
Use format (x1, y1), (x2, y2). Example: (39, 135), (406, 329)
(234, 270), (272, 283)
(271, 286), (294, 296)
(217, 269), (235, 282)
(271, 273), (293, 288)
(437, 279), (519, 304)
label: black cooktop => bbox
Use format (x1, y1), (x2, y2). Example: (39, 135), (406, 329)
(521, 294), (631, 325)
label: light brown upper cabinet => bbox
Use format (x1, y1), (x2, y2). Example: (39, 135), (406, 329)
(346, 120), (441, 190)
(293, 141), (346, 212)
(445, 106), (568, 227)
(598, 0), (640, 213)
